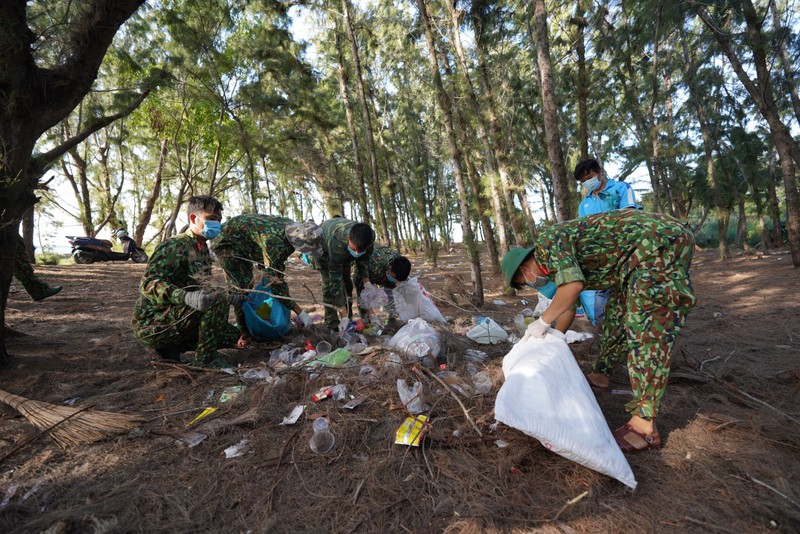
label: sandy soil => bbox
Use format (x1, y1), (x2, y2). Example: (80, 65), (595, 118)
(1, 246), (799, 533)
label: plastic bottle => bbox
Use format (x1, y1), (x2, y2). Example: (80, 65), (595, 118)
(309, 418), (335, 453)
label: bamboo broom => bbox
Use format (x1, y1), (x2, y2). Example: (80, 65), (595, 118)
(0, 389), (142, 448)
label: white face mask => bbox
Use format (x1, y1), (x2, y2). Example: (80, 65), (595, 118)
(582, 176), (602, 192)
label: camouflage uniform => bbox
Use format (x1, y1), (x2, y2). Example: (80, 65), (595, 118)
(313, 218), (374, 329)
(132, 231), (236, 363)
(344, 245), (399, 317)
(14, 236), (58, 300)
(532, 210), (696, 420)
(212, 214), (297, 335)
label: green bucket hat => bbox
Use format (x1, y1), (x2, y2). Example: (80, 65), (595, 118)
(501, 247), (535, 289)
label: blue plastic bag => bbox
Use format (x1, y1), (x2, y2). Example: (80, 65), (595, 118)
(538, 282), (609, 327)
(242, 281), (292, 341)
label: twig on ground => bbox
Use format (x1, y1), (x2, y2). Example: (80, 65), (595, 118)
(679, 516), (737, 533)
(552, 490), (589, 521)
(731, 474), (800, 509)
(419, 366), (482, 437)
(148, 361), (198, 385)
(699, 355), (720, 373)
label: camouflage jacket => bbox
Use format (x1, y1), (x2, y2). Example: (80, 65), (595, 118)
(319, 217), (374, 306)
(133, 231), (212, 324)
(533, 210), (693, 290)
(212, 214), (297, 320)
(367, 245), (400, 288)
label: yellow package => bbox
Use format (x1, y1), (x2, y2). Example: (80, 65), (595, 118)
(255, 302), (272, 320)
(394, 415), (429, 446)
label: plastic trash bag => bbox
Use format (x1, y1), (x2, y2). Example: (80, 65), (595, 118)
(359, 283), (389, 310)
(392, 277), (446, 323)
(387, 318), (441, 359)
(494, 330), (637, 490)
(242, 280), (292, 341)
(397, 379), (428, 414)
(579, 289), (610, 326)
(466, 317), (509, 345)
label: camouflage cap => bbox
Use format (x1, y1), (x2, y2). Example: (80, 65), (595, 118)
(285, 220), (323, 257)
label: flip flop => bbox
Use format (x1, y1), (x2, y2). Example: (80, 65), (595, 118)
(612, 423), (661, 453)
(585, 373), (609, 394)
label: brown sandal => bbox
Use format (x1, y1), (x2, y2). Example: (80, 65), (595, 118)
(612, 424), (661, 453)
(585, 373), (609, 394)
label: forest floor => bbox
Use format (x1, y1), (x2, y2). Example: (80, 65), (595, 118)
(1, 244), (799, 533)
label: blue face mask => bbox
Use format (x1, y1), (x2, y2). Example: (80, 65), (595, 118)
(386, 272), (398, 283)
(582, 176), (602, 192)
(200, 220), (221, 240)
(348, 246), (365, 258)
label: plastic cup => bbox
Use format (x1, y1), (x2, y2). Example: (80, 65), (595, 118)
(309, 418), (335, 453)
(315, 341), (332, 355)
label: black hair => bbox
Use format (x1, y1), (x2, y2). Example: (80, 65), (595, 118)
(349, 223), (375, 251)
(187, 195), (223, 217)
(573, 158), (601, 181)
(389, 256), (411, 282)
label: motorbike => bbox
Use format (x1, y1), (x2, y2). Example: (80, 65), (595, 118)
(67, 229), (148, 264)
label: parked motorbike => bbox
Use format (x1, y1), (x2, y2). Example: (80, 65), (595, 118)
(68, 229), (148, 264)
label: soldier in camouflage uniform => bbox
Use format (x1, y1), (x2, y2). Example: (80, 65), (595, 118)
(312, 217), (375, 330)
(132, 196), (239, 367)
(501, 209), (696, 453)
(13, 235), (61, 301)
(343, 245), (411, 318)
(212, 215), (322, 346)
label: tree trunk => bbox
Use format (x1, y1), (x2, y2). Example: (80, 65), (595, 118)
(572, 1), (589, 160)
(767, 150), (783, 247)
(135, 138), (168, 246)
(416, 0), (483, 304)
(736, 197), (749, 252)
(21, 207), (35, 263)
(769, 0), (800, 125)
(531, 0), (571, 221)
(342, 0), (389, 241)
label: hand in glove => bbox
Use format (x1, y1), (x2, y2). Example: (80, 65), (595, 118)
(227, 292), (249, 306)
(521, 317), (551, 342)
(184, 290), (218, 311)
(297, 310), (313, 327)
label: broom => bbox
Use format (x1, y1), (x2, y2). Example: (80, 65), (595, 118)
(0, 389), (143, 448)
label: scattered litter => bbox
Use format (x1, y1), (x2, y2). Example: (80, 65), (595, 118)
(492, 299), (506, 306)
(611, 389), (634, 397)
(308, 348), (351, 367)
(180, 432), (208, 448)
(397, 379), (428, 414)
(220, 368), (235, 375)
(388, 318), (441, 361)
(186, 407), (217, 427)
(713, 312), (724, 319)
(359, 365), (379, 384)
(514, 311), (535, 335)
(464, 348), (488, 363)
(466, 317), (509, 345)
(331, 384), (347, 401)
(269, 345), (301, 367)
(343, 396), (366, 410)
(395, 415), (429, 446)
(392, 277), (446, 323)
(495, 440), (509, 448)
(565, 330), (594, 344)
(520, 299), (528, 305)
(63, 398), (79, 406)
(533, 294), (551, 317)
(315, 341), (332, 355)
(242, 368), (272, 382)
(311, 387), (334, 402)
(21, 485), (40, 502)
(280, 404), (305, 425)
(223, 438), (249, 458)
(472, 371), (493, 395)
(219, 386), (245, 403)
(0, 485), (17, 508)
(309, 418), (335, 453)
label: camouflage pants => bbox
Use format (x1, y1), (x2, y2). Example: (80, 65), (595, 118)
(132, 300), (238, 362)
(14, 237), (51, 300)
(592, 231), (697, 420)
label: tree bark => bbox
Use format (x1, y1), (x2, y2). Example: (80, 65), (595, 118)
(769, 0), (800, 125)
(531, 0), (571, 221)
(416, 0), (483, 304)
(342, 0), (389, 240)
(135, 138), (168, 246)
(572, 1), (589, 160)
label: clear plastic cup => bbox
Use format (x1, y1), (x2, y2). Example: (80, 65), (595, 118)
(315, 341), (332, 355)
(309, 418), (335, 453)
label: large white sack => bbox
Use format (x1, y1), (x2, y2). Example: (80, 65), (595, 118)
(494, 330), (637, 490)
(392, 276), (446, 323)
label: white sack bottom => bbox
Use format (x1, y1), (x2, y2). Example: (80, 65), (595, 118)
(494, 330), (637, 490)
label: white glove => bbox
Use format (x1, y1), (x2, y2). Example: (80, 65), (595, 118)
(521, 317), (551, 342)
(184, 290), (218, 311)
(227, 292), (248, 306)
(298, 311), (313, 328)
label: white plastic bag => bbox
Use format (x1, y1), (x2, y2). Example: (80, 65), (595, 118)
(359, 282), (389, 310)
(387, 318), (441, 359)
(466, 317), (509, 345)
(494, 331), (637, 490)
(392, 277), (446, 323)
(396, 379), (428, 414)
(533, 295), (551, 317)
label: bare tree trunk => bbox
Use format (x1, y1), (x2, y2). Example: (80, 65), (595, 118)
(22, 207), (35, 262)
(767, 150), (783, 247)
(736, 197), (749, 253)
(532, 0), (571, 221)
(416, 0), (483, 304)
(342, 0), (389, 242)
(769, 0), (800, 124)
(135, 138), (167, 246)
(572, 1), (589, 160)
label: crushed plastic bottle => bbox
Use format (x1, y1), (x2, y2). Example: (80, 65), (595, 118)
(309, 417), (335, 453)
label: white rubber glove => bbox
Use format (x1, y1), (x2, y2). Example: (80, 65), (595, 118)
(184, 290), (218, 311)
(521, 317), (551, 342)
(298, 311), (313, 327)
